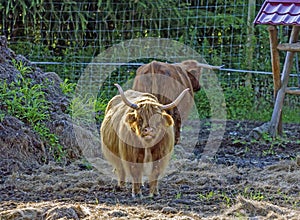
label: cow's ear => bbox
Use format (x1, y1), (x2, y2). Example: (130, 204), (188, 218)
(187, 70), (201, 92)
(162, 112), (174, 127)
(125, 112), (137, 124)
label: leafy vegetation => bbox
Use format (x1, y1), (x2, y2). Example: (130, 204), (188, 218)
(60, 78), (77, 96)
(0, 0), (298, 123)
(0, 60), (66, 161)
(1, 0), (269, 73)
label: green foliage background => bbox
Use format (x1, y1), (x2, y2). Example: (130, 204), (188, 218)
(0, 0), (299, 122)
(1, 0), (268, 68)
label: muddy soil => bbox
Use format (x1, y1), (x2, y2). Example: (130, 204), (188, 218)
(1, 120), (299, 219)
(0, 36), (299, 219)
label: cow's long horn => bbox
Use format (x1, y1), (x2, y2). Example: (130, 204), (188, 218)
(114, 84), (138, 109)
(197, 63), (224, 70)
(160, 88), (190, 110)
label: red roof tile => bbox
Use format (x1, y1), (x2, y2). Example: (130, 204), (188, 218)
(254, 0), (300, 26)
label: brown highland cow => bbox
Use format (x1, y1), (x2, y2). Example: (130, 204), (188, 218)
(132, 60), (221, 144)
(100, 84), (189, 197)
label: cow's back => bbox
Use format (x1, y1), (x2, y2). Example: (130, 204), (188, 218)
(132, 61), (195, 143)
(133, 61), (194, 100)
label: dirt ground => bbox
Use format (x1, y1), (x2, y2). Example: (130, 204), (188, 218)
(0, 36), (299, 219)
(1, 120), (299, 220)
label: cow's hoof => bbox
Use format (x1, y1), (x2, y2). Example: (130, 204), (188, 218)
(149, 192), (160, 198)
(118, 180), (125, 187)
(132, 192), (143, 199)
(114, 185), (123, 192)
(115, 182), (126, 191)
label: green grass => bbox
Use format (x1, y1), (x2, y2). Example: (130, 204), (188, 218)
(60, 78), (77, 96)
(69, 94), (108, 125)
(195, 86), (299, 123)
(197, 187), (298, 210)
(198, 190), (234, 207)
(0, 60), (66, 161)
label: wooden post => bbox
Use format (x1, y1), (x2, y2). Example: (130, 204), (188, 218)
(245, 0), (256, 86)
(268, 25), (282, 134)
(268, 26), (281, 98)
(269, 26), (300, 138)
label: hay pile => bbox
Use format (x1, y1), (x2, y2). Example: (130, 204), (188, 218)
(1, 196), (299, 219)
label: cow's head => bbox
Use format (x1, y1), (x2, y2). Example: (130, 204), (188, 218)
(180, 60), (223, 92)
(114, 84), (189, 144)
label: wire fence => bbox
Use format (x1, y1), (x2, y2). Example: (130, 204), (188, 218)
(1, 0), (299, 109)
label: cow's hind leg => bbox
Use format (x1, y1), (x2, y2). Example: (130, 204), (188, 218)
(169, 109), (181, 144)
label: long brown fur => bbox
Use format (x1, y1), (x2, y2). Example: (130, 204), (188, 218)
(101, 89), (175, 197)
(132, 60), (202, 144)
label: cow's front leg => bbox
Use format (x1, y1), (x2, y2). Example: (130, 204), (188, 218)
(149, 154), (171, 197)
(112, 155), (126, 188)
(129, 163), (143, 198)
(149, 164), (160, 197)
(132, 182), (142, 198)
(116, 166), (125, 188)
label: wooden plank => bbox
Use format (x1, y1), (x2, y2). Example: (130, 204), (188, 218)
(277, 42), (300, 52)
(285, 87), (300, 95)
(269, 26), (300, 138)
(268, 26), (281, 99)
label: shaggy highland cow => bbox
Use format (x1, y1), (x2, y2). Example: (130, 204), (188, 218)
(100, 84), (189, 197)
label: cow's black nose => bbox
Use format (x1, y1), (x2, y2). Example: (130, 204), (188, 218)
(143, 127), (153, 133)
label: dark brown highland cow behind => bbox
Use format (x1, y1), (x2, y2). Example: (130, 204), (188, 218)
(132, 60), (221, 144)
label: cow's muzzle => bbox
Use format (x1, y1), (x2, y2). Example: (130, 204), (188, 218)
(141, 127), (155, 140)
